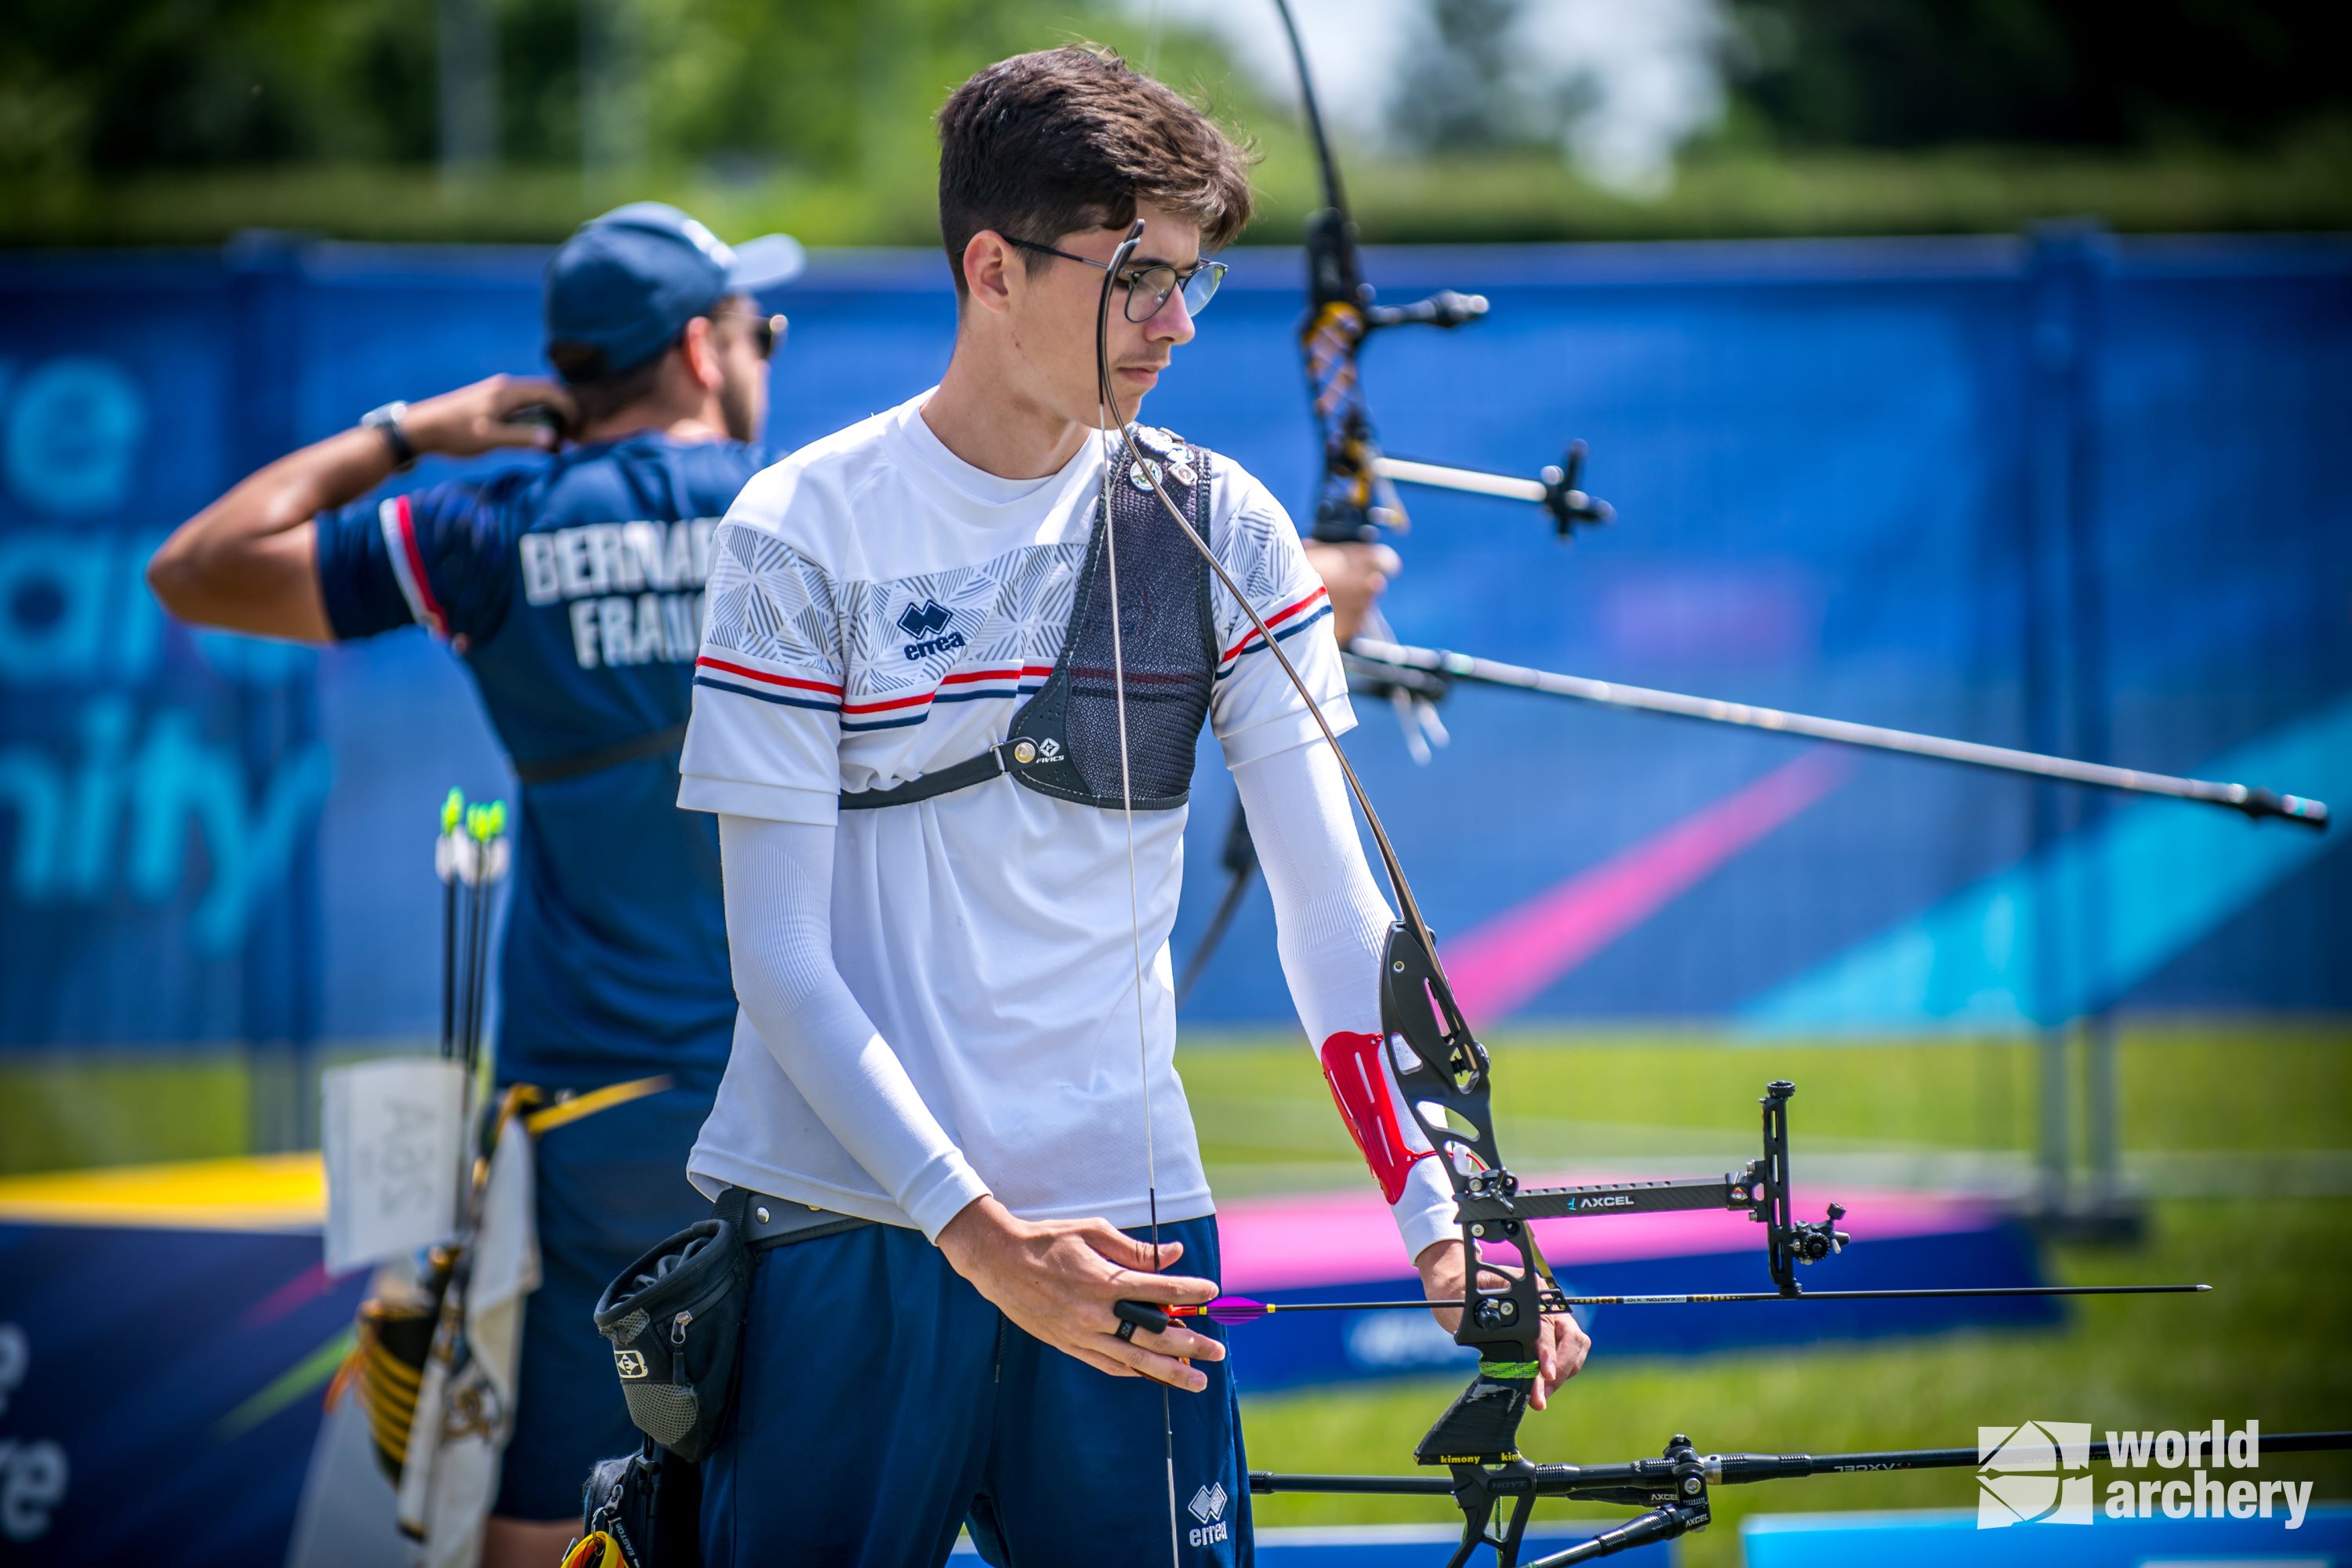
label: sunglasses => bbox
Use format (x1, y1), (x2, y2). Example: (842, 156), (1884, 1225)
(1004, 238), (1227, 324)
(716, 310), (788, 360)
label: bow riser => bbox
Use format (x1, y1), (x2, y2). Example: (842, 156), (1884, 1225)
(1376, 919), (1559, 1467)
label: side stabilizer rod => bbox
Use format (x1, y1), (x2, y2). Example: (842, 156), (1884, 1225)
(1346, 638), (2328, 829)
(1371, 445), (1613, 540)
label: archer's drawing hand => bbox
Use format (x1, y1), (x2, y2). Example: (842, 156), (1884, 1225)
(937, 1194), (1223, 1392)
(1416, 1239), (1592, 1411)
(1301, 539), (1401, 646)
(401, 374), (578, 456)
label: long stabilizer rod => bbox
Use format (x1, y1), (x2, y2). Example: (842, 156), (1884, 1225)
(1346, 638), (2329, 830)
(1250, 1428), (2352, 1499)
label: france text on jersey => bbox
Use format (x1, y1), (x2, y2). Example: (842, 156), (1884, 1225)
(517, 517), (718, 669)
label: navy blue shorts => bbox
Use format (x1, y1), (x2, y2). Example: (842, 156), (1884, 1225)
(493, 1084), (716, 1521)
(702, 1213), (1250, 1568)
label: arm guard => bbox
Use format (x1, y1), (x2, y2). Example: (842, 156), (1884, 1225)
(1318, 1029), (1433, 1204)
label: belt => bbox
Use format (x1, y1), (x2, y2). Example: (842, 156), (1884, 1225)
(731, 1191), (879, 1251)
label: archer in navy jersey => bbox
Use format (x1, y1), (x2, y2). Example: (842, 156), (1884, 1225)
(151, 202), (804, 1558)
(313, 434), (768, 1094)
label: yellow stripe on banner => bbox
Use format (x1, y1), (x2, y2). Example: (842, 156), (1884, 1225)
(0, 1074), (671, 1231)
(0, 1152), (325, 1231)
(522, 1074), (673, 1137)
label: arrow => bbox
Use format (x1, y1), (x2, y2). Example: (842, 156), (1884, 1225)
(1129, 1281), (2209, 1330)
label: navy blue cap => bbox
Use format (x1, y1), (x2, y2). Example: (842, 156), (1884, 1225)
(544, 202), (805, 376)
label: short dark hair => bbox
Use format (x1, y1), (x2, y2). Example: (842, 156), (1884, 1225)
(936, 45), (1254, 295)
(547, 336), (676, 426)
(548, 291), (750, 426)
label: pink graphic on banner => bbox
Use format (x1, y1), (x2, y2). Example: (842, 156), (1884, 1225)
(1447, 750), (1851, 1020)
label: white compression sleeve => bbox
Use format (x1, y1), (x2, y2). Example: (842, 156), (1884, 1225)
(716, 814), (989, 1237)
(1231, 742), (1461, 1262)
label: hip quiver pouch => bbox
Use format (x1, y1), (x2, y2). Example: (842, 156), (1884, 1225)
(591, 1189), (750, 1462)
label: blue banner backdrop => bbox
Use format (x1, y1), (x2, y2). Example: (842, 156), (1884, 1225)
(1, 231), (2346, 1053)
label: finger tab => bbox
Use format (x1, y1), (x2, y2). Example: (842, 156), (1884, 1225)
(1114, 1298), (1172, 1336)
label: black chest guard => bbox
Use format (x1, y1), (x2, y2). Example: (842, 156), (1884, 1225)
(840, 429), (1218, 813)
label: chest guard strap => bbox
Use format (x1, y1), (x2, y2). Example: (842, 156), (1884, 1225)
(841, 432), (1219, 813)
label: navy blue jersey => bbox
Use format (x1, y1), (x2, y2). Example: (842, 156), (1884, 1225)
(317, 432), (775, 1094)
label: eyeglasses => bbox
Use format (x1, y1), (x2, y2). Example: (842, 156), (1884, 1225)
(1004, 238), (1226, 323)
(716, 310), (788, 360)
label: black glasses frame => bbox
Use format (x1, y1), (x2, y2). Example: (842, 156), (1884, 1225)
(1004, 237), (1226, 323)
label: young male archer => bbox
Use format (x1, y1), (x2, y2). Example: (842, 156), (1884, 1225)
(677, 47), (1585, 1566)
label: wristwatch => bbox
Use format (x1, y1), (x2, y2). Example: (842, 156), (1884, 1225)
(361, 401), (417, 471)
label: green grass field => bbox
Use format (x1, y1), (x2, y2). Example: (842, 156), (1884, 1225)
(1183, 1025), (2352, 1564)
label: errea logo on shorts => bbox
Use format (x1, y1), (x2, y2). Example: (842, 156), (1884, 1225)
(1185, 1482), (1229, 1548)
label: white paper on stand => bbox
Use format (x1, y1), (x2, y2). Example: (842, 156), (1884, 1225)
(321, 1057), (468, 1276)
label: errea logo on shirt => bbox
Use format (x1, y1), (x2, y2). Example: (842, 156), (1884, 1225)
(897, 599), (965, 661)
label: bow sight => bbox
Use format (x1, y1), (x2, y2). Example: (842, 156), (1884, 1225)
(1452, 1080), (1849, 1305)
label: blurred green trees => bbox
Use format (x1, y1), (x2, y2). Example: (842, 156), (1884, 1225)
(0, 0), (1299, 246)
(2, 0), (2346, 245)
(1717, 1), (2341, 151)
(0, 0), (1265, 178)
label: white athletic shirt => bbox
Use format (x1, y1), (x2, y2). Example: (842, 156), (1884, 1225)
(677, 390), (1458, 1259)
